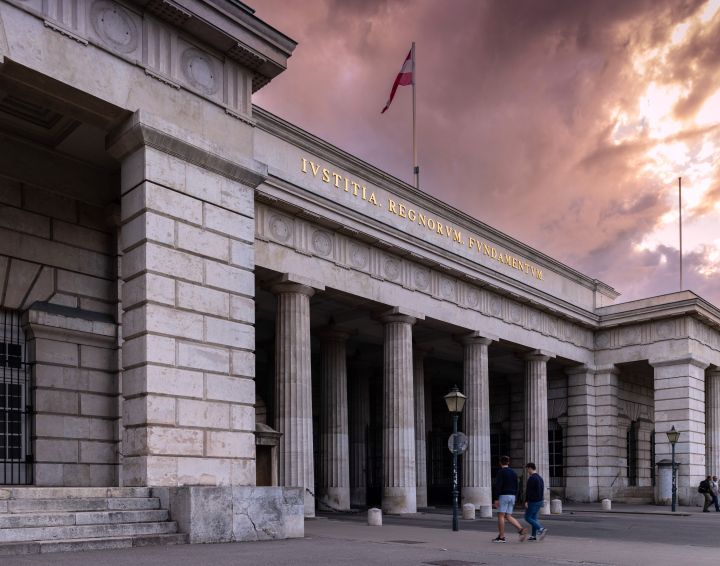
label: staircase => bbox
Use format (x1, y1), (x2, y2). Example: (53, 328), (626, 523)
(0, 487), (188, 555)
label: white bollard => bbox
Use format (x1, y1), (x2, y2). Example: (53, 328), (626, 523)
(550, 499), (562, 514)
(478, 504), (493, 518)
(368, 508), (382, 526)
(601, 499), (611, 512)
(462, 503), (475, 520)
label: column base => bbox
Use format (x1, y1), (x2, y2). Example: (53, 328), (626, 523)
(461, 487), (491, 509)
(416, 487), (428, 508)
(317, 487), (350, 511)
(304, 488), (315, 517)
(350, 487), (367, 507)
(382, 487), (416, 514)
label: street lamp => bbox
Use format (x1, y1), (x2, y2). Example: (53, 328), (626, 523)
(666, 426), (680, 512)
(444, 384), (467, 532)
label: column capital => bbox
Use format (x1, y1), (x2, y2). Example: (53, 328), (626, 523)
(264, 273), (325, 297)
(517, 349), (555, 362)
(312, 324), (357, 341)
(649, 353), (710, 370)
(107, 110), (268, 188)
(372, 306), (424, 325)
(452, 330), (498, 346)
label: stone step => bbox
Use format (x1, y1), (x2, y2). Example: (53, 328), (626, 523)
(0, 533), (189, 556)
(0, 487), (152, 500)
(6, 497), (160, 513)
(0, 509), (169, 529)
(0, 519), (178, 543)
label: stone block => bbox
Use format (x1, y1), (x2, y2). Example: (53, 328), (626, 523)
(204, 317), (253, 349)
(79, 441), (116, 464)
(35, 389), (79, 415)
(123, 456), (178, 487)
(229, 295), (254, 323)
(53, 220), (113, 254)
(123, 366), (204, 399)
(122, 181), (202, 226)
(64, 417), (115, 440)
(62, 463), (91, 486)
(24, 185), (77, 222)
(206, 375), (254, 404)
(123, 243), (203, 283)
(177, 399), (229, 429)
(48, 293), (78, 308)
(206, 431), (254, 458)
(368, 508), (382, 526)
(177, 282), (229, 317)
(147, 427), (204, 456)
(124, 304), (204, 341)
(204, 203), (254, 242)
(551, 499), (562, 514)
(462, 503), (475, 519)
(122, 273), (176, 309)
(220, 180), (254, 218)
(34, 463), (63, 486)
(80, 393), (116, 417)
(0, 175), (21, 206)
(33, 338), (78, 367)
(166, 486), (233, 543)
(80, 345), (116, 370)
(177, 457), (231, 486)
(122, 335), (176, 368)
(177, 223), (229, 262)
(35, 414), (65, 437)
(123, 395), (176, 426)
(231, 459), (255, 486)
(122, 212), (175, 249)
(230, 405), (254, 431)
(177, 341), (229, 372)
(36, 439), (78, 463)
(0, 205), (50, 237)
(231, 350), (255, 378)
(204, 260), (254, 296)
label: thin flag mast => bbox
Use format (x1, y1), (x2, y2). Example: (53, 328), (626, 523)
(412, 42), (418, 189)
(679, 177), (683, 291)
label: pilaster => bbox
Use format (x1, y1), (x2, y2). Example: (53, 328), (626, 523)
(594, 364), (621, 500)
(707, 370), (720, 479)
(413, 347), (430, 508)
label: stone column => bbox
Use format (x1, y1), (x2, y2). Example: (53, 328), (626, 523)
(650, 353), (710, 506)
(521, 350), (554, 513)
(456, 333), (494, 511)
(706, 370), (720, 478)
(594, 365), (620, 500)
(375, 307), (423, 514)
(413, 347), (429, 508)
(270, 274), (324, 517)
(315, 325), (355, 511)
(348, 359), (372, 507)
(564, 365), (599, 502)
(109, 111), (266, 490)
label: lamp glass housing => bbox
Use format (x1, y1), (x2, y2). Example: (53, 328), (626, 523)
(666, 425), (680, 445)
(444, 386), (467, 414)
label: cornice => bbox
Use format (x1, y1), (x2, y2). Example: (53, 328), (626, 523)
(596, 295), (720, 330)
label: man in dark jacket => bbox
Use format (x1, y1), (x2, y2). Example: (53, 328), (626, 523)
(524, 463), (548, 541)
(492, 456), (528, 543)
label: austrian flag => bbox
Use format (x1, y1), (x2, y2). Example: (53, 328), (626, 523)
(381, 49), (414, 113)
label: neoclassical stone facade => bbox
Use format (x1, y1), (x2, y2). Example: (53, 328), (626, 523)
(0, 0), (718, 547)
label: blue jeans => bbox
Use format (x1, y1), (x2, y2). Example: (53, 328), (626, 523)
(713, 495), (720, 511)
(524, 501), (544, 537)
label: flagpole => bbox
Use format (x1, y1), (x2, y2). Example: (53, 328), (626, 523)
(679, 176), (682, 291)
(412, 41), (418, 189)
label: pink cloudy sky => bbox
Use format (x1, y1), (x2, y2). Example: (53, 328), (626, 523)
(253, 0), (720, 308)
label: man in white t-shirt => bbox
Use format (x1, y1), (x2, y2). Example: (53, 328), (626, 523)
(710, 476), (720, 512)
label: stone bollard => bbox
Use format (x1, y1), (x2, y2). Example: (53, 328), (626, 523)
(550, 499), (562, 514)
(478, 504), (493, 518)
(368, 508), (382, 526)
(462, 504), (475, 520)
(601, 499), (611, 512)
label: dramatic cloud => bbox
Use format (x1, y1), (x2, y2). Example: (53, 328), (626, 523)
(254, 0), (720, 308)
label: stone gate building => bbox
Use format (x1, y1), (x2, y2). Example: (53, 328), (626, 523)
(0, 0), (719, 550)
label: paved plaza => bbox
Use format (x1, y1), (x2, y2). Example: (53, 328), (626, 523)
(2, 506), (718, 566)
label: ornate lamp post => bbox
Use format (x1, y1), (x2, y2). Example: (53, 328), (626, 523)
(666, 426), (680, 512)
(444, 385), (467, 532)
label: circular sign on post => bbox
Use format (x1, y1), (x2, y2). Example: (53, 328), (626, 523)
(448, 432), (468, 455)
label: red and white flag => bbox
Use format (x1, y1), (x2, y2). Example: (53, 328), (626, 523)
(381, 48), (413, 114)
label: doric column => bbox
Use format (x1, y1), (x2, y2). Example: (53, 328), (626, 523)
(521, 350), (554, 513)
(707, 370), (720, 478)
(315, 325), (356, 511)
(270, 274), (324, 517)
(455, 332), (495, 513)
(564, 365), (599, 502)
(375, 307), (423, 514)
(650, 353), (710, 506)
(594, 364), (620, 500)
(413, 347), (430, 508)
(348, 359), (372, 507)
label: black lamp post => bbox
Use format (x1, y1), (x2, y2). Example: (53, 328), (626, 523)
(666, 425), (680, 512)
(444, 384), (467, 532)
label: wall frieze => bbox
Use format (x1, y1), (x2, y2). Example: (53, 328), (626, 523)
(593, 316), (720, 353)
